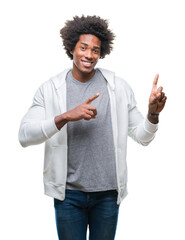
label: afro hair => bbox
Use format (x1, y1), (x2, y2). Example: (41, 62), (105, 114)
(60, 15), (115, 60)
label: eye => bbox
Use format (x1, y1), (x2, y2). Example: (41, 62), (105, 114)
(80, 46), (86, 50)
(93, 49), (100, 54)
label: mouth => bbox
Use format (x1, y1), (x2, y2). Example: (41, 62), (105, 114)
(81, 60), (94, 68)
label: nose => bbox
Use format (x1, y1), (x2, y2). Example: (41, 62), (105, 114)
(85, 49), (93, 59)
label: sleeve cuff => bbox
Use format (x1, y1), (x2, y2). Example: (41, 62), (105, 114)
(144, 117), (159, 134)
(41, 117), (60, 139)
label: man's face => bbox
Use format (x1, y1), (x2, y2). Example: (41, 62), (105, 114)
(70, 34), (101, 77)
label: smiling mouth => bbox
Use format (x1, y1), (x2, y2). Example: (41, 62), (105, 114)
(81, 60), (93, 67)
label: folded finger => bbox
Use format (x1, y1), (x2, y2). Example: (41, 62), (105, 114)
(86, 110), (95, 116)
(161, 96), (167, 102)
(157, 86), (163, 94)
(89, 106), (97, 115)
(83, 114), (92, 120)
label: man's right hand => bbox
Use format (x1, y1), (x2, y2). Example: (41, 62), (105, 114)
(54, 93), (100, 130)
(65, 93), (100, 121)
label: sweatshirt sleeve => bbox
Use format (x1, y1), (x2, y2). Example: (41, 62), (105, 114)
(127, 88), (158, 146)
(18, 85), (59, 147)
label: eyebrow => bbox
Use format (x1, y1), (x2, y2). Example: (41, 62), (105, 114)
(80, 42), (100, 49)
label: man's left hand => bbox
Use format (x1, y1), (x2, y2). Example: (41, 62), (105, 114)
(148, 74), (167, 115)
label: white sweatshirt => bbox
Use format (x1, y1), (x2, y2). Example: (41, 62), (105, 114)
(18, 68), (158, 205)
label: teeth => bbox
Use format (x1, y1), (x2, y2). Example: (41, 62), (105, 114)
(82, 61), (92, 67)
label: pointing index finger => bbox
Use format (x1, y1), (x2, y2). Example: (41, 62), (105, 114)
(85, 93), (100, 104)
(152, 74), (159, 90)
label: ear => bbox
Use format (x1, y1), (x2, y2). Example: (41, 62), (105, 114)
(70, 50), (73, 55)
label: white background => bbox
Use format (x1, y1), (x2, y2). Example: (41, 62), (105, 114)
(0, 0), (184, 239)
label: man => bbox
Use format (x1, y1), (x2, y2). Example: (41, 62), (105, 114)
(19, 15), (167, 240)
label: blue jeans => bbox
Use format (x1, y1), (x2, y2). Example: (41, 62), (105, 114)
(54, 189), (119, 240)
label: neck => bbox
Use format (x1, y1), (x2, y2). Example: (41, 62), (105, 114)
(72, 64), (96, 83)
